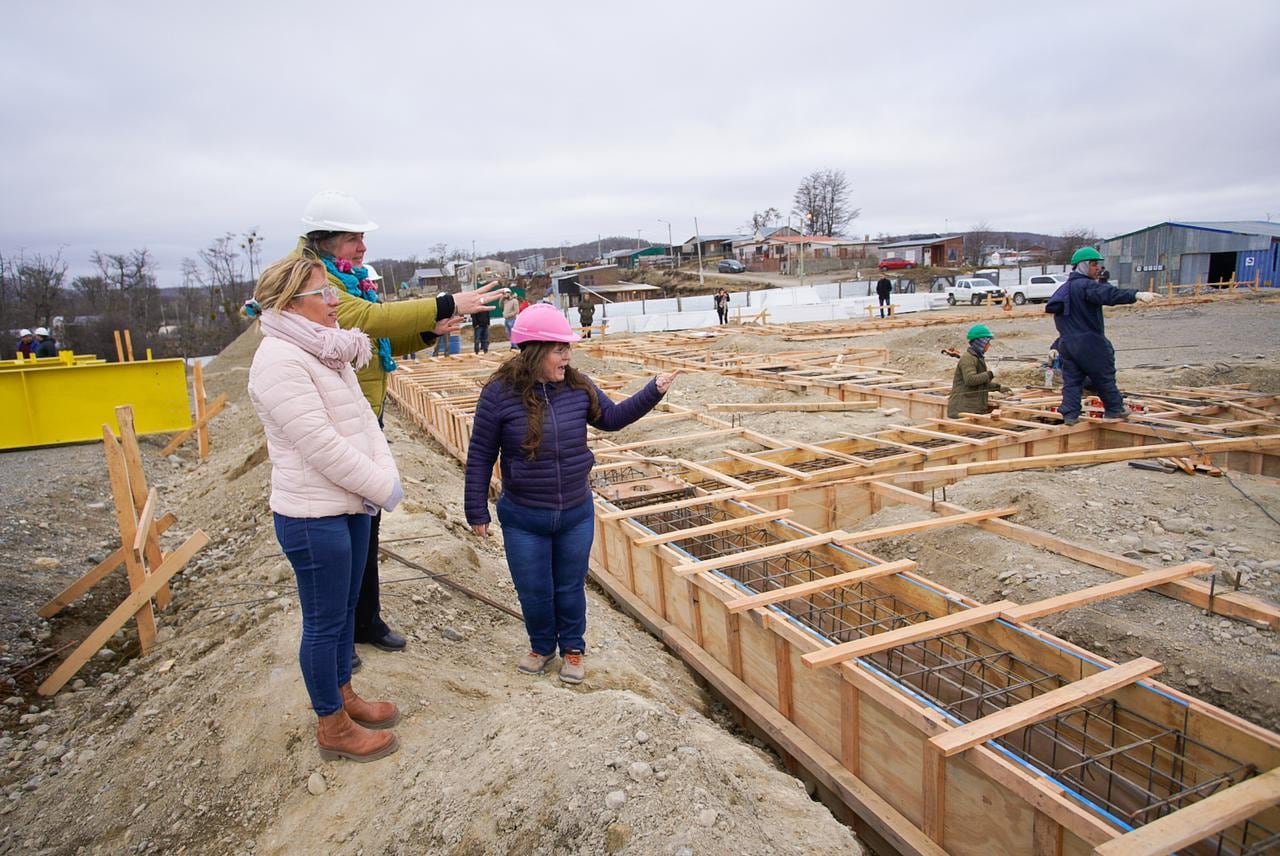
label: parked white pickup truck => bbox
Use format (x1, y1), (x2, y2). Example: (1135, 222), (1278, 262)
(946, 278), (1005, 305)
(1006, 273), (1067, 305)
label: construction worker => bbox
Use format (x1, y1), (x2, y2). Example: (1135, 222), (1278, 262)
(1046, 247), (1159, 425)
(947, 324), (1007, 418)
(15, 329), (35, 358)
(577, 295), (595, 338)
(33, 327), (58, 358)
(288, 190), (500, 662)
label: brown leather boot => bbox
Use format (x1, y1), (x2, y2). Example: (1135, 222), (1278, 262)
(340, 683), (400, 729)
(316, 709), (399, 762)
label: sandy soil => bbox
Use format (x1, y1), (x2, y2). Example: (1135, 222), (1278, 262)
(1, 294), (1277, 853)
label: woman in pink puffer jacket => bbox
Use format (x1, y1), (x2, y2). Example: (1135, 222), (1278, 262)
(245, 256), (403, 763)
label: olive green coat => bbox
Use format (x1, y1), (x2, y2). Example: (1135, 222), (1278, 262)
(291, 242), (440, 414)
(947, 350), (1001, 418)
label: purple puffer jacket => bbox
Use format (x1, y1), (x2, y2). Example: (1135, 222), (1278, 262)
(464, 376), (664, 525)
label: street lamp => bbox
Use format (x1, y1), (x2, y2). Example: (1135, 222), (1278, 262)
(657, 219), (673, 268)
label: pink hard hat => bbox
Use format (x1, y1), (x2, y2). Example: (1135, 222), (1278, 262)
(510, 303), (580, 346)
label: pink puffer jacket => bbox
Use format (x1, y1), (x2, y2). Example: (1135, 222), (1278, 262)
(248, 336), (399, 518)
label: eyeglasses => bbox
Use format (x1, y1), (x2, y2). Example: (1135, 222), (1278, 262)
(293, 286), (340, 301)
(552, 344), (572, 355)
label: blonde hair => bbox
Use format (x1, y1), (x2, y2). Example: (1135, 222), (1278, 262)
(254, 257), (323, 312)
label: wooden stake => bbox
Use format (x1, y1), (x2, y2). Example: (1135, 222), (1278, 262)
(115, 406), (170, 609)
(101, 425), (157, 650)
(124, 328), (134, 362)
(193, 361), (209, 460)
(159, 393), (227, 457)
(113, 330), (124, 363)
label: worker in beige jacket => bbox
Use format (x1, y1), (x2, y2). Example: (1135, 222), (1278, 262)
(246, 256), (403, 764)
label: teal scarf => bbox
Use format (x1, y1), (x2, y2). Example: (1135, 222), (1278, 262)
(322, 256), (396, 373)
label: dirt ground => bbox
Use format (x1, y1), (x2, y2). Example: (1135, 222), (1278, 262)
(0, 295), (1276, 853)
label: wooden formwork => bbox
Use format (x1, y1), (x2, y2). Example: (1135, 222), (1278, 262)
(385, 346), (1280, 854)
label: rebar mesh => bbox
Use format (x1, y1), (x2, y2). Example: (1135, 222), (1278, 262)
(703, 553), (1273, 852)
(607, 486), (697, 511)
(590, 466), (651, 489)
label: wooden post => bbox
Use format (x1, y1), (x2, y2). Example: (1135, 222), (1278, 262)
(193, 361), (209, 460)
(115, 406), (171, 609)
(113, 330), (124, 362)
(101, 425), (158, 651)
(124, 329), (135, 361)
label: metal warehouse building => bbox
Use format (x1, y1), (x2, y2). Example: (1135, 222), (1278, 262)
(1101, 220), (1280, 291)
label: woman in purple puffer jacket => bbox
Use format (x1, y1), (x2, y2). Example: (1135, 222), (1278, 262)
(464, 304), (679, 684)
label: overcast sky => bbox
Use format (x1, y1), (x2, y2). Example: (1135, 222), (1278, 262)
(3, 1), (1277, 283)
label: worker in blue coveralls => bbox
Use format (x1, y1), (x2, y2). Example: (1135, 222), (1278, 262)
(1045, 247), (1160, 425)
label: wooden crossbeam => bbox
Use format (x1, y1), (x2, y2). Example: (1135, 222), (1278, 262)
(159, 393), (228, 457)
(38, 529), (209, 696)
(724, 560), (917, 614)
(838, 432), (927, 454)
(866, 480), (1280, 630)
(590, 427), (741, 454)
(707, 400), (876, 412)
(888, 424), (988, 446)
(131, 487), (158, 563)
(38, 512), (177, 618)
(835, 507), (1018, 545)
(802, 601), (1014, 669)
(1002, 563), (1211, 622)
(1093, 766), (1280, 856)
(631, 508), (794, 547)
(929, 658), (1162, 757)
(671, 531), (847, 577)
(723, 449), (813, 480)
(597, 493), (735, 521)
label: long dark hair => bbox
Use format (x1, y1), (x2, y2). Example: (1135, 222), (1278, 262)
(488, 342), (601, 460)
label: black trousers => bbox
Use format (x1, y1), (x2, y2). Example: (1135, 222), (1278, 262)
(878, 293), (891, 317)
(716, 306), (728, 324)
(354, 501), (390, 642)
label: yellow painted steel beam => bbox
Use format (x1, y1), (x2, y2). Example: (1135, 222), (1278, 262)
(0, 359), (192, 450)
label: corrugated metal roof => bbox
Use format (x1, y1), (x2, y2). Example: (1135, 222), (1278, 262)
(878, 234), (963, 249)
(1106, 220), (1280, 241)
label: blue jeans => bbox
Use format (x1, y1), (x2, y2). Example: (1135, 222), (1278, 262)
(273, 513), (371, 716)
(497, 495), (595, 656)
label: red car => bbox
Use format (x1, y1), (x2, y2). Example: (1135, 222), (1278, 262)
(879, 257), (916, 271)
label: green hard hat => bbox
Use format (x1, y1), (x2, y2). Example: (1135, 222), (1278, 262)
(967, 324), (994, 341)
(1070, 246), (1104, 265)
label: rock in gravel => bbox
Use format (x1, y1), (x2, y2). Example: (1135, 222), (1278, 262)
(441, 627), (465, 642)
(1161, 517), (1193, 534)
(605, 789), (627, 810)
(307, 772), (327, 795)
(32, 557), (61, 569)
(697, 808), (718, 828)
(628, 761), (652, 781)
(635, 730), (650, 745)
(94, 648), (115, 661)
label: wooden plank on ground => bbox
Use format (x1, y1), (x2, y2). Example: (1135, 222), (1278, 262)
(631, 508), (793, 547)
(724, 560), (918, 613)
(38, 512), (176, 618)
(37, 529), (208, 696)
(836, 506), (1018, 544)
(1002, 564), (1211, 622)
(802, 601), (1014, 668)
(1093, 766), (1280, 856)
(930, 658), (1162, 757)
(671, 531), (847, 577)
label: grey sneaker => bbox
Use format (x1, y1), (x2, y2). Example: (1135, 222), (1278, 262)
(1061, 417), (1079, 426)
(559, 650), (585, 684)
(517, 651), (554, 675)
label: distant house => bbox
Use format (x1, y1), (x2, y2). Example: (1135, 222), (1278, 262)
(549, 264), (630, 305)
(680, 234), (748, 259)
(876, 234), (964, 267)
(412, 267), (450, 290)
(604, 246), (672, 269)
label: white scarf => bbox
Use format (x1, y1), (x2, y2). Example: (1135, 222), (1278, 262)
(258, 309), (373, 371)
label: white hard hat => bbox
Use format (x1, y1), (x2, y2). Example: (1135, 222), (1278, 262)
(300, 191), (379, 234)
(364, 263), (382, 281)
(34, 326), (49, 336)
(19, 328), (31, 336)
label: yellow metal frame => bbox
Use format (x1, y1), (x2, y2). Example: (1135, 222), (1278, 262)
(0, 359), (192, 450)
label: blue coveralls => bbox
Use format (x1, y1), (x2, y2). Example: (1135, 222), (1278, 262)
(1044, 272), (1138, 421)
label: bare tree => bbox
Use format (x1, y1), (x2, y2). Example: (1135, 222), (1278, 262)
(964, 221), (997, 266)
(240, 228), (265, 283)
(195, 233), (246, 325)
(747, 207), (782, 234)
(792, 169), (860, 236)
(14, 250), (69, 327)
(1055, 227), (1100, 266)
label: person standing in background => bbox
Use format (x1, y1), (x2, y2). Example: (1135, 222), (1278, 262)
(471, 309), (492, 354)
(876, 276), (893, 318)
(33, 327), (58, 358)
(714, 288), (730, 324)
(502, 291), (520, 348)
(577, 296), (596, 338)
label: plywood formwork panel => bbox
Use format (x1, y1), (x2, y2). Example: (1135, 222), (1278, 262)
(737, 615), (781, 710)
(859, 692), (927, 828)
(943, 755), (1036, 856)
